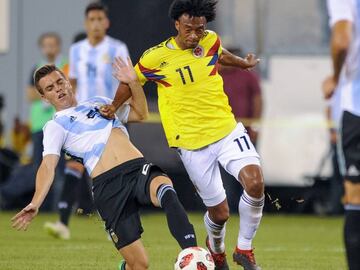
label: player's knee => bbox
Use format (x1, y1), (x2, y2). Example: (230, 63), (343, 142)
(240, 166), (264, 198)
(126, 256), (149, 270)
(209, 205), (229, 224)
(344, 181), (360, 204)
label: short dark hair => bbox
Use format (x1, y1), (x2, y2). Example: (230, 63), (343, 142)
(33, 65), (66, 95)
(169, 0), (217, 22)
(38, 32), (61, 47)
(85, 2), (108, 17)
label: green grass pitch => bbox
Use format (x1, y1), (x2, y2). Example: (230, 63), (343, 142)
(0, 212), (346, 269)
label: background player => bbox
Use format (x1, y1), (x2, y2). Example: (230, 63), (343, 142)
(44, 2), (130, 239)
(11, 60), (197, 270)
(325, 0), (360, 269)
(101, 1), (264, 269)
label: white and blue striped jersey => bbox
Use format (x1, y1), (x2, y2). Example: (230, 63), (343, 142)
(69, 36), (129, 102)
(42, 96), (130, 175)
(328, 0), (360, 118)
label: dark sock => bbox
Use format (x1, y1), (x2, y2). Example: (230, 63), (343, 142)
(344, 209), (360, 270)
(58, 170), (81, 226)
(157, 184), (197, 249)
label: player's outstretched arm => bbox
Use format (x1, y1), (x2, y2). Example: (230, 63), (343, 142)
(11, 154), (59, 231)
(101, 56), (148, 121)
(112, 56), (148, 122)
(219, 48), (260, 70)
(331, 21), (352, 84)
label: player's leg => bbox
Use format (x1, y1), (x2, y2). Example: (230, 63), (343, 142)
(343, 181), (360, 270)
(218, 123), (264, 270)
(118, 239), (149, 270)
(178, 147), (229, 270)
(340, 111), (360, 270)
(147, 172), (197, 249)
(44, 160), (84, 239)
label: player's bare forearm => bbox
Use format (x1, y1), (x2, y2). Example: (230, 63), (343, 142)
(331, 21), (352, 83)
(31, 155), (59, 208)
(128, 80), (149, 121)
(112, 82), (132, 109)
(219, 48), (259, 70)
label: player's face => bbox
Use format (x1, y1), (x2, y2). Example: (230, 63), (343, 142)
(175, 14), (207, 49)
(39, 71), (76, 111)
(85, 10), (109, 39)
(40, 36), (60, 62)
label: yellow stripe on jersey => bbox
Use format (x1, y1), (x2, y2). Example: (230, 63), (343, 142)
(134, 30), (236, 150)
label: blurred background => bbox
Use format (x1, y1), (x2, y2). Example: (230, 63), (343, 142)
(0, 0), (339, 215)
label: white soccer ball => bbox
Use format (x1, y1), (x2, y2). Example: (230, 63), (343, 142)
(174, 247), (215, 270)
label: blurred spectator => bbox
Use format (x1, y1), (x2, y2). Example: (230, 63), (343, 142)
(0, 94), (3, 147)
(11, 117), (31, 162)
(0, 33), (67, 211)
(219, 48), (263, 145)
(27, 32), (68, 167)
(322, 78), (343, 215)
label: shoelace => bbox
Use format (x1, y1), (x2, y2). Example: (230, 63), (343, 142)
(211, 252), (227, 266)
(237, 248), (256, 264)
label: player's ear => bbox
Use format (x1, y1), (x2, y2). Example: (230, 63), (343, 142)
(175, 20), (180, 31)
(104, 17), (110, 30)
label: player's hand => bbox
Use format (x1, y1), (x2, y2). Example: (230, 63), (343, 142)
(112, 56), (138, 84)
(322, 75), (337, 99)
(11, 203), (39, 231)
(100, 104), (116, 119)
(242, 53), (260, 70)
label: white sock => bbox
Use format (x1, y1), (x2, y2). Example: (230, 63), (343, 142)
(204, 211), (226, 254)
(238, 190), (264, 250)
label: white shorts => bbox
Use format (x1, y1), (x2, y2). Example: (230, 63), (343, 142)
(178, 123), (261, 207)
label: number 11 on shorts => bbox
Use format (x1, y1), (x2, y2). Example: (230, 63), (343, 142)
(234, 135), (250, 152)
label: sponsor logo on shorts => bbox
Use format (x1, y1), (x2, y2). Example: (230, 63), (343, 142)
(110, 230), (119, 244)
(347, 165), (360, 176)
(142, 164), (150, 175)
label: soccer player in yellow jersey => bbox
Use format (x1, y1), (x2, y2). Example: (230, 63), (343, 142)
(101, 1), (264, 269)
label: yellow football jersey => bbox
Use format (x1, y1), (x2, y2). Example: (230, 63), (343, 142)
(134, 30), (236, 150)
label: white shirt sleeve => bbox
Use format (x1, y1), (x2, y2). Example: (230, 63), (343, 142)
(68, 44), (78, 79)
(116, 43), (130, 61)
(42, 121), (66, 157)
(327, 0), (354, 27)
(116, 104), (131, 123)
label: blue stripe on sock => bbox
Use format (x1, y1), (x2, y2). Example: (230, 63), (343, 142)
(64, 168), (82, 179)
(204, 212), (224, 231)
(345, 204), (360, 211)
(241, 193), (264, 208)
(157, 184), (175, 208)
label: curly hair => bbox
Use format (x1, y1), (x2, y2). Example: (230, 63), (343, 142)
(169, 0), (218, 22)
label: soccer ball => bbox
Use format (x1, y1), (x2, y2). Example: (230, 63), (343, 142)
(174, 247), (215, 270)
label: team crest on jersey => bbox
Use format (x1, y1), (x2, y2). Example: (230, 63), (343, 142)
(193, 45), (204, 58)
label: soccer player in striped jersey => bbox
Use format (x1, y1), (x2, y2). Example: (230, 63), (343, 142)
(44, 2), (130, 239)
(101, 1), (264, 269)
(325, 1), (360, 269)
(11, 60), (197, 270)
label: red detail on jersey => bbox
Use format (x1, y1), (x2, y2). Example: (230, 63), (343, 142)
(138, 62), (160, 74)
(209, 63), (219, 76)
(179, 253), (194, 269)
(197, 262), (208, 270)
(138, 62), (171, 87)
(206, 37), (221, 57)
